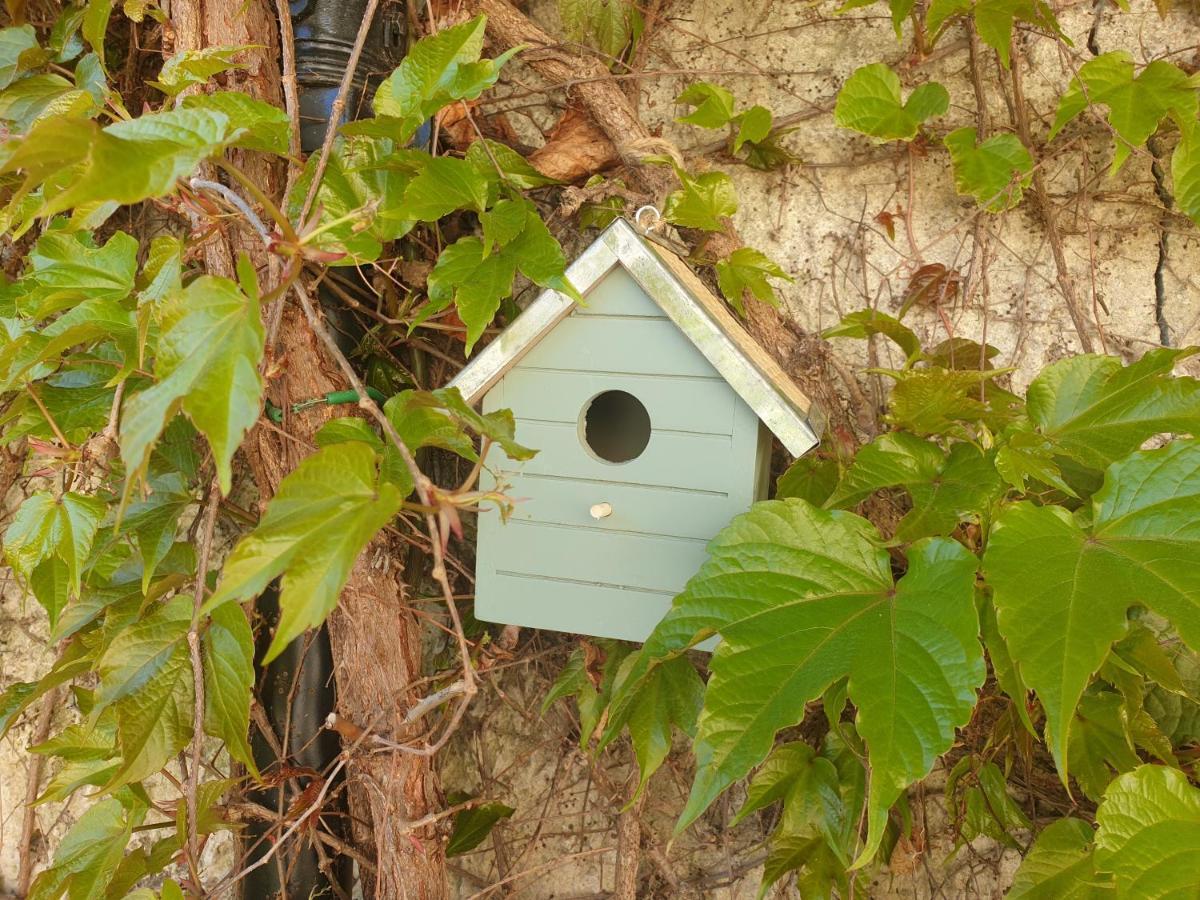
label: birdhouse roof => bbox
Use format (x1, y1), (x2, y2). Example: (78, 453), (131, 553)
(447, 217), (820, 457)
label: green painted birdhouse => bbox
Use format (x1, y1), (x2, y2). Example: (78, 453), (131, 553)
(449, 218), (820, 642)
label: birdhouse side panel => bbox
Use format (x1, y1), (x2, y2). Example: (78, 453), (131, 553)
(473, 265), (765, 642)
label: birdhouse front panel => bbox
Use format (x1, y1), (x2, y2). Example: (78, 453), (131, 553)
(474, 265), (769, 642)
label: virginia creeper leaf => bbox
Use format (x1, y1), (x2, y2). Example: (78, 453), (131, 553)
(1008, 818), (1112, 899)
(0, 25), (39, 89)
(27, 797), (143, 900)
(1094, 765), (1200, 898)
(833, 63), (948, 142)
(662, 170), (737, 231)
(202, 602), (257, 775)
(829, 432), (1002, 541)
(204, 442), (404, 663)
(403, 155), (489, 220)
(675, 81), (735, 128)
(181, 90), (290, 155)
(446, 800), (515, 856)
(120, 275), (264, 496)
(714, 246), (791, 315)
(985, 440), (1200, 773)
(607, 500), (982, 864)
(94, 595), (193, 787)
(823, 308), (922, 363)
(1, 108), (243, 217)
(150, 45), (250, 96)
(606, 653), (703, 799)
(373, 15), (518, 144)
(4, 490), (105, 602)
(1049, 52), (1198, 173)
(944, 127), (1033, 211)
(1026, 349), (1200, 471)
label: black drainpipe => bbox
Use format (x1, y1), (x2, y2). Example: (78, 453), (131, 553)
(245, 4), (406, 897)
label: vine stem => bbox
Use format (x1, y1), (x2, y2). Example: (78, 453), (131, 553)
(297, 0), (383, 226)
(290, 280), (478, 726)
(185, 474), (222, 880)
(1009, 41), (1096, 354)
(15, 687), (62, 895)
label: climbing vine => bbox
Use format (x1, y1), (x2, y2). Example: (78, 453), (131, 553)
(0, 0), (1198, 897)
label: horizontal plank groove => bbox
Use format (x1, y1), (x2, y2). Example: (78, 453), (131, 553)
(506, 471), (730, 498)
(572, 311), (669, 320)
(513, 365), (726, 383)
(505, 517), (709, 545)
(512, 416), (734, 440)
(495, 569), (677, 597)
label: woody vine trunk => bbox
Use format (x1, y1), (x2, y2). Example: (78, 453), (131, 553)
(170, 3), (448, 897)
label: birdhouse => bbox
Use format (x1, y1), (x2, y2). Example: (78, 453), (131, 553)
(448, 217), (820, 642)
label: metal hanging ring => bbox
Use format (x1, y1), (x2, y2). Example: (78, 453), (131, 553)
(634, 205), (662, 232)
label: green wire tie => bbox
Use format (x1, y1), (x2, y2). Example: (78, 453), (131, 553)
(265, 386), (387, 424)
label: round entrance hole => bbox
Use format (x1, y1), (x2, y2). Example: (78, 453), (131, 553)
(580, 390), (652, 463)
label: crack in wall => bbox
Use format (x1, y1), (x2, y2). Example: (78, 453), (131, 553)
(1150, 135), (1174, 347)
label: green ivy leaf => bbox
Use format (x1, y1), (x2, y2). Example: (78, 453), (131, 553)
(1094, 765), (1200, 897)
(1049, 52), (1198, 173)
(733, 741), (844, 835)
(776, 455), (840, 507)
(426, 236), (516, 354)
(4, 490), (105, 605)
(119, 473), (191, 592)
(286, 137), (415, 264)
(373, 15), (518, 144)
(1025, 349), (1200, 472)
(181, 91), (290, 155)
(733, 105), (773, 153)
(403, 387), (537, 462)
(150, 45), (250, 97)
(1008, 818), (1111, 898)
(81, 0), (113, 69)
(823, 308), (922, 364)
(975, 0), (1064, 67)
(675, 81), (736, 128)
(445, 800), (515, 856)
(95, 595), (194, 787)
(480, 197), (528, 254)
(883, 367), (1016, 436)
(0, 25), (40, 90)
(464, 138), (559, 189)
(1067, 691), (1142, 801)
(994, 426), (1076, 495)
(403, 155), (490, 221)
(608, 500), (982, 864)
(828, 432), (1002, 541)
(25, 229), (138, 316)
(604, 654), (703, 799)
(0, 73), (94, 134)
(27, 797), (144, 900)
(662, 170), (737, 231)
(120, 275), (264, 496)
(833, 63), (948, 142)
(204, 442), (403, 663)
(735, 742), (850, 894)
(203, 603), (257, 776)
(944, 127), (1033, 211)
(2, 108), (243, 218)
(558, 0), (636, 58)
(714, 246), (791, 315)
(427, 215), (577, 354)
(985, 440), (1200, 774)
